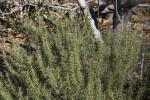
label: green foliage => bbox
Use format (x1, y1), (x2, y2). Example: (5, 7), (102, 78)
(0, 16), (147, 100)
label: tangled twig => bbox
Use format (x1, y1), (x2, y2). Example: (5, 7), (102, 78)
(0, 1), (79, 18)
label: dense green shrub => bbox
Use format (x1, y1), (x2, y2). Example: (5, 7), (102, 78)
(0, 16), (147, 100)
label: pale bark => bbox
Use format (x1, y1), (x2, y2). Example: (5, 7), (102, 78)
(77, 0), (103, 42)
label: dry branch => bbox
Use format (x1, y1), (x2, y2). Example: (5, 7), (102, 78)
(0, 1), (79, 18)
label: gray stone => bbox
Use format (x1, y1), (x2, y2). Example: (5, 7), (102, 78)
(105, 12), (113, 20)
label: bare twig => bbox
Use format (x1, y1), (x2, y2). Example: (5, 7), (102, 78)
(0, 1), (79, 17)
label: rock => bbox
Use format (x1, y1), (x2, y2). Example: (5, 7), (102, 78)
(134, 7), (150, 16)
(97, 18), (103, 22)
(104, 12), (113, 20)
(107, 4), (114, 10)
(131, 15), (150, 23)
(144, 21), (150, 25)
(101, 7), (110, 13)
(95, 0), (108, 5)
(102, 19), (112, 24)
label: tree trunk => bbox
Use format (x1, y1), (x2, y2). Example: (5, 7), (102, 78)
(77, 0), (103, 42)
(113, 0), (144, 34)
